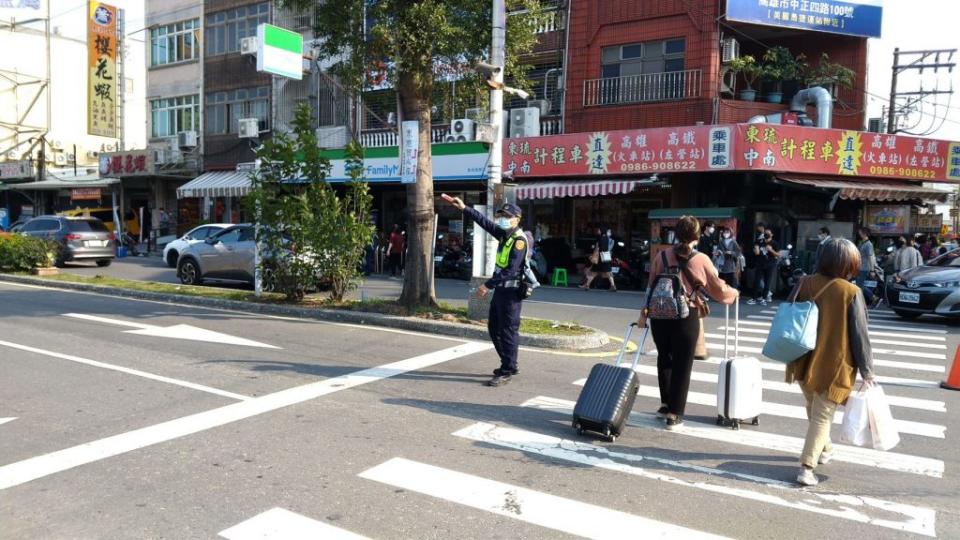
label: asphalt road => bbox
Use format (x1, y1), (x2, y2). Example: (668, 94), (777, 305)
(2, 278), (959, 539)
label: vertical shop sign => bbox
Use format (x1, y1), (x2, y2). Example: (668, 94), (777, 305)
(400, 121), (419, 184)
(708, 127), (732, 169)
(88, 2), (118, 137)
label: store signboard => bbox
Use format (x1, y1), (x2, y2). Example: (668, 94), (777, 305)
(505, 125), (725, 178)
(915, 214), (943, 233)
(734, 124), (958, 182)
(725, 0), (882, 38)
(256, 23), (303, 80)
(99, 150), (154, 177)
(0, 160), (33, 179)
(400, 120), (418, 184)
(70, 188), (102, 201)
(327, 147), (487, 183)
(864, 205), (910, 235)
(88, 2), (118, 137)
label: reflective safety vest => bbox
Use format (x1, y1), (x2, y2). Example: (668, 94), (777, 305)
(496, 229), (526, 269)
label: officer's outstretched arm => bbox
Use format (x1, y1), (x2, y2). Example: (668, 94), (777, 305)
(462, 206), (506, 241)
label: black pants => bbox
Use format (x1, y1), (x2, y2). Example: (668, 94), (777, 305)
(650, 315), (700, 417)
(488, 288), (522, 373)
(719, 272), (739, 289)
(752, 265), (776, 299)
(388, 254), (402, 276)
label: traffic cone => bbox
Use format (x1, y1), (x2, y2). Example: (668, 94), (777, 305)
(942, 345), (960, 391)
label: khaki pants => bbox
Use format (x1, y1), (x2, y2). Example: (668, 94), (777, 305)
(695, 318), (707, 358)
(800, 386), (838, 468)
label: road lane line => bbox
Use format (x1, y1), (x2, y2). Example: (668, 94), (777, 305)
(523, 396), (944, 478)
(0, 418), (16, 426)
(746, 315), (948, 334)
(716, 326), (947, 343)
(454, 422), (936, 537)
(701, 341), (945, 369)
(574, 364), (945, 412)
(0, 341), (491, 491)
(61, 313), (154, 330)
(359, 457), (731, 540)
(705, 332), (946, 351)
(219, 508), (370, 540)
(0, 339), (252, 401)
(685, 358), (939, 388)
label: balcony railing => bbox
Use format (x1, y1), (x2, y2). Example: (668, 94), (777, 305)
(358, 116), (564, 148)
(583, 69), (702, 107)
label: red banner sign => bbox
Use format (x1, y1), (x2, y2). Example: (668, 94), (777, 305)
(70, 188), (102, 201)
(505, 123), (960, 183)
(734, 124), (957, 182)
(98, 150), (154, 177)
(505, 125), (732, 178)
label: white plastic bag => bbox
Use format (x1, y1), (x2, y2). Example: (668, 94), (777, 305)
(841, 388), (871, 447)
(867, 385), (901, 451)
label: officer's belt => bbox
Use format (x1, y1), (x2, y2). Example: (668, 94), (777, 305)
(498, 280), (520, 288)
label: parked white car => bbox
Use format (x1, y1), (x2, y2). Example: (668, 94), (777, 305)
(163, 223), (232, 267)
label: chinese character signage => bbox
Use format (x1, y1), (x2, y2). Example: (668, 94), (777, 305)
(864, 205), (909, 235)
(0, 160), (33, 179)
(70, 188), (103, 201)
(915, 214), (943, 233)
(99, 150), (154, 177)
(726, 0), (882, 39)
(88, 2), (118, 137)
(400, 120), (418, 184)
(734, 124), (957, 182)
(505, 126), (723, 178)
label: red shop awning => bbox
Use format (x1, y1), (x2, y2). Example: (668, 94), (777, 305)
(516, 177), (662, 201)
(777, 175), (951, 204)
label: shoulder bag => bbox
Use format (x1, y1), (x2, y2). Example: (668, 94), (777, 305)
(761, 278), (836, 364)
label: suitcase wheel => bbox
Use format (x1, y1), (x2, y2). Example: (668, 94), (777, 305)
(603, 426), (612, 439)
(731, 421), (740, 431)
(609, 434), (617, 443)
(752, 417), (760, 426)
(716, 415), (724, 426)
(577, 427), (584, 436)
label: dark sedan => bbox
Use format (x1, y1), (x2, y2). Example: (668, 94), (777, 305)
(886, 249), (960, 319)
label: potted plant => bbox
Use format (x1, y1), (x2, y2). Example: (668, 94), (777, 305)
(761, 46), (806, 104)
(727, 55), (762, 101)
(804, 52), (856, 94)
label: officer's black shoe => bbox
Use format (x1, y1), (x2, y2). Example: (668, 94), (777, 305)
(486, 374), (513, 387)
(493, 367), (519, 376)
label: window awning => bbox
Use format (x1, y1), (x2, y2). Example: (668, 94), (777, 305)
(1, 176), (119, 191)
(516, 177), (661, 201)
(777, 175), (951, 203)
(176, 171), (251, 199)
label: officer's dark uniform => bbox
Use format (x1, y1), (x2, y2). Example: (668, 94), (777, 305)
(463, 203), (527, 383)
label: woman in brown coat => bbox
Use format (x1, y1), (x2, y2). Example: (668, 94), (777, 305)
(786, 238), (875, 486)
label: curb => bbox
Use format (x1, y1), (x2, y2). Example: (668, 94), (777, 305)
(0, 274), (609, 351)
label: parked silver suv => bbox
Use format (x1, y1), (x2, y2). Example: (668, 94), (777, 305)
(20, 216), (116, 267)
(177, 224), (257, 286)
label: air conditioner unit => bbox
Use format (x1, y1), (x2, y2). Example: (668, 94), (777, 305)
(509, 107), (540, 138)
(867, 117), (885, 133)
(238, 118), (260, 139)
(449, 118), (475, 142)
(721, 37), (740, 63)
(6, 151), (20, 160)
(54, 153), (66, 165)
(177, 130), (198, 148)
(86, 150), (99, 159)
(465, 107), (483, 122)
(153, 148), (166, 164)
(315, 126), (348, 148)
(527, 99), (551, 116)
(240, 37), (257, 55)
(65, 152), (76, 163)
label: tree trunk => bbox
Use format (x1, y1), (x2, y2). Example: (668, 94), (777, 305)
(397, 71), (438, 308)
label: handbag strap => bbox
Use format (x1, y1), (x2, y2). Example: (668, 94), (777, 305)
(788, 277), (805, 303)
(677, 250), (704, 299)
(810, 279), (839, 302)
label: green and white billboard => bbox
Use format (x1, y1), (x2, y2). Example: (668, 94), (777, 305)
(256, 23), (303, 80)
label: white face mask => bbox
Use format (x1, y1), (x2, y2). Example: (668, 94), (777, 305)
(707, 228), (715, 235)
(722, 233), (731, 239)
(496, 217), (512, 230)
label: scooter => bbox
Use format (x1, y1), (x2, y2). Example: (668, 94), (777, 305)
(777, 244), (806, 297)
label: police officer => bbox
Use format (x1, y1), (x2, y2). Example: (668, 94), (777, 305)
(442, 194), (527, 387)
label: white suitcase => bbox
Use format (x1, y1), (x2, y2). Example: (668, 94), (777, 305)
(716, 300), (762, 429)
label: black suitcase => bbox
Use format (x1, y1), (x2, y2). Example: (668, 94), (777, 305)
(572, 323), (646, 442)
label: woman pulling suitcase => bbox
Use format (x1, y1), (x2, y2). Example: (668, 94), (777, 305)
(639, 216), (738, 430)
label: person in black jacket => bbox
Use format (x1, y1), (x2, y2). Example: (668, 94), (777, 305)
(443, 194), (528, 387)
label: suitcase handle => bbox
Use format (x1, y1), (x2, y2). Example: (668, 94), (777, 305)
(724, 298), (740, 359)
(615, 322), (647, 371)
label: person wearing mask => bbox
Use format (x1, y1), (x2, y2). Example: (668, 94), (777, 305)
(856, 227), (878, 306)
(386, 224), (405, 278)
(813, 227), (832, 272)
(443, 195), (528, 387)
(746, 223), (767, 300)
(893, 236), (923, 274)
(748, 228), (780, 305)
(786, 238), (875, 486)
(715, 226), (742, 289)
(639, 216), (739, 430)
(700, 221), (718, 259)
(581, 227), (616, 291)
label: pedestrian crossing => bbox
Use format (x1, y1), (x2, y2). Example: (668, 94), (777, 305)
(222, 311), (951, 539)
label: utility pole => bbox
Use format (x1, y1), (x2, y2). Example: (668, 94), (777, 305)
(484, 0), (506, 277)
(887, 47), (956, 134)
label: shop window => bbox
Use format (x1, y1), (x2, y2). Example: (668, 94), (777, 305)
(205, 3), (269, 56)
(204, 87), (270, 135)
(150, 19), (200, 66)
(151, 95), (200, 138)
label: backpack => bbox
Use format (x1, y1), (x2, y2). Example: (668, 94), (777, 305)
(647, 250), (691, 320)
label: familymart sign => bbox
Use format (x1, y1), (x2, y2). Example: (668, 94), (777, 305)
(256, 23), (302, 80)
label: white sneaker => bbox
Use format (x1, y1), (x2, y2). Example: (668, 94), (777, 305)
(796, 467), (819, 486)
(747, 298), (757, 305)
(759, 299), (768, 306)
(766, 293), (773, 302)
(818, 450), (834, 465)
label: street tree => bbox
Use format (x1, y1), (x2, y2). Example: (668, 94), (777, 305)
(280, 0), (544, 308)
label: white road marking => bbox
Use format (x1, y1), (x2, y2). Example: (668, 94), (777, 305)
(359, 457), (731, 540)
(63, 313), (280, 349)
(717, 326), (947, 343)
(693, 358), (940, 388)
(524, 396), (944, 478)
(0, 342), (491, 491)
(0, 339), (252, 401)
(219, 507), (370, 540)
(745, 315), (948, 334)
(573, 364), (945, 412)
(454, 422), (936, 537)
(0, 418), (16, 426)
(703, 342), (945, 371)
(705, 331), (946, 350)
